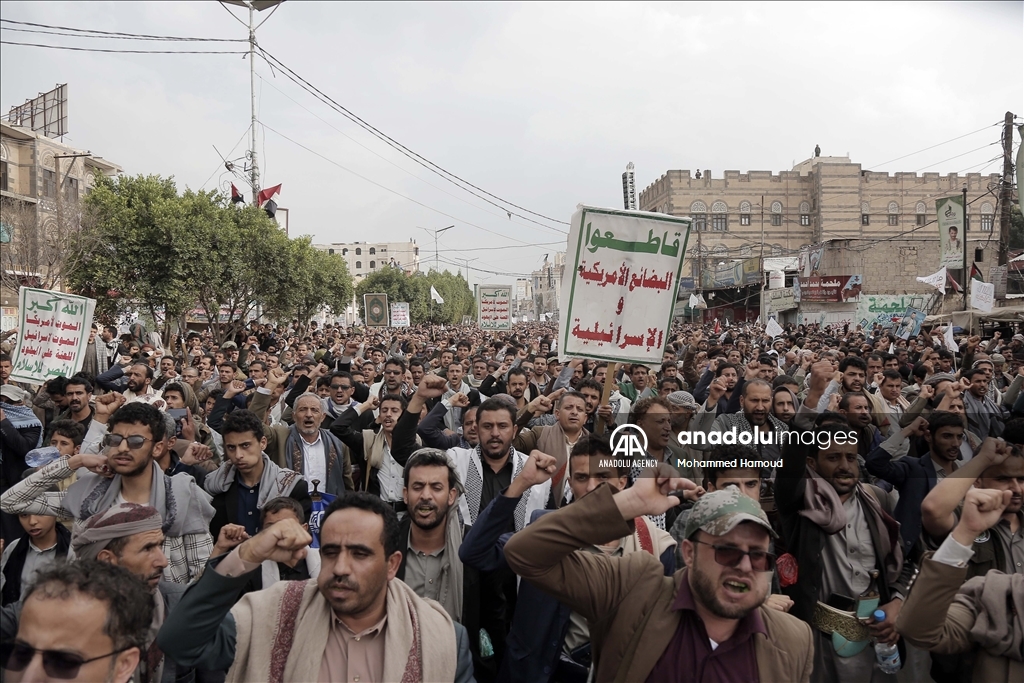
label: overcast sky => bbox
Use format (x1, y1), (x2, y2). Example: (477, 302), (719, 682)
(2, 1), (1020, 285)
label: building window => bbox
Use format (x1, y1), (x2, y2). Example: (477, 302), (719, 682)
(861, 214), (870, 226)
(63, 177), (79, 202)
(800, 214), (810, 226)
(711, 215), (728, 231)
(355, 261), (362, 269)
(342, 248), (348, 255)
(916, 214), (926, 226)
(355, 247), (362, 255)
(370, 260), (376, 269)
(740, 214), (751, 226)
(0, 161), (7, 192)
(414, 247), (419, 256)
(42, 169), (56, 198)
(888, 214), (898, 226)
(981, 214), (993, 232)
(771, 214), (782, 227)
(381, 248), (387, 253)
(692, 213), (707, 231)
(328, 249), (335, 254)
(369, 247), (376, 255)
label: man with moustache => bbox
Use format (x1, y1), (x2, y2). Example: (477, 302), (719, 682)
(158, 492), (475, 683)
(395, 449), (488, 679)
(512, 391), (589, 508)
(776, 361), (915, 683)
(503, 464), (813, 682)
(460, 435), (677, 683)
(96, 360), (162, 403)
(691, 379), (788, 462)
(0, 399), (214, 584)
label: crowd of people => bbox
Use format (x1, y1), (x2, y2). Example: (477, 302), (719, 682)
(0, 316), (1022, 683)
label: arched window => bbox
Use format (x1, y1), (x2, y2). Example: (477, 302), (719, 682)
(915, 201), (927, 226)
(369, 247), (376, 255)
(370, 261), (376, 269)
(861, 201), (870, 226)
(739, 200), (751, 226)
(711, 201), (728, 231)
(355, 261), (362, 269)
(740, 245), (752, 258)
(690, 200), (707, 232)
(771, 244), (783, 256)
(355, 248), (362, 255)
(888, 201), (900, 226)
(770, 201), (783, 227)
(981, 201), (995, 232)
(342, 248), (348, 255)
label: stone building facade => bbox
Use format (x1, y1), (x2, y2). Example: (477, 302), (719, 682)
(638, 155), (1003, 296)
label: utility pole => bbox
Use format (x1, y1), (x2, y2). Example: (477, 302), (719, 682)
(248, 3), (259, 205)
(998, 110), (1015, 266)
(760, 194), (766, 320)
(962, 185), (969, 311)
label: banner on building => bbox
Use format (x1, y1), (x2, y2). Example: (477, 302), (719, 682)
(800, 244), (825, 278)
(857, 294), (927, 329)
(763, 286), (797, 313)
(478, 286), (512, 330)
(937, 195), (965, 270)
(559, 206), (690, 364)
(389, 302), (410, 327)
(701, 257), (761, 290)
(970, 280), (995, 313)
(896, 307), (927, 340)
(797, 275), (863, 302)
(363, 293), (389, 327)
(9, 287), (96, 384)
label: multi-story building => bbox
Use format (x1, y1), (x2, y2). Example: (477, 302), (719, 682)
(514, 277), (534, 321)
(531, 252), (565, 321)
(639, 154), (1004, 324)
(313, 239), (420, 282)
(1, 119), (121, 324)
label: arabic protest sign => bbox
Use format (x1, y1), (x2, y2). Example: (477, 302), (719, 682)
(916, 267), (947, 294)
(363, 293), (389, 327)
(559, 206), (690, 364)
(478, 286), (512, 331)
(797, 275), (863, 302)
(896, 307), (927, 340)
(390, 302), (410, 327)
(937, 196), (965, 270)
(970, 280), (994, 313)
(10, 287), (96, 384)
(764, 318), (784, 338)
(857, 295), (927, 329)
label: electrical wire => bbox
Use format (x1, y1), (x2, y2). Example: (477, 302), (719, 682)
(0, 25), (243, 42)
(0, 40), (246, 54)
(0, 18), (245, 41)
(255, 71), (569, 240)
(256, 47), (569, 230)
(259, 120), (546, 247)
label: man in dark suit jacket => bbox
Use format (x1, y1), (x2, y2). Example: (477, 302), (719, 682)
(865, 411), (965, 557)
(460, 435), (676, 683)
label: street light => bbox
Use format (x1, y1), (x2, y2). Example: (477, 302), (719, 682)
(462, 257), (479, 283)
(420, 225), (454, 273)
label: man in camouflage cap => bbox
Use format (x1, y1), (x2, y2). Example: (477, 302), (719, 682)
(504, 466), (814, 682)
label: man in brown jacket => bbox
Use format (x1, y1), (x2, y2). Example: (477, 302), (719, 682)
(504, 466), (814, 682)
(898, 487), (1024, 683)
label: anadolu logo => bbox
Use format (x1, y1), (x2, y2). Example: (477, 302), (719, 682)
(610, 424), (649, 458)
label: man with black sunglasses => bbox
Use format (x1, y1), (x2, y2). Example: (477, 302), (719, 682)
(504, 466), (814, 682)
(2, 560), (152, 683)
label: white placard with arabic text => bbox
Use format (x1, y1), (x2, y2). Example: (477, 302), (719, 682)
(478, 286), (512, 330)
(10, 287), (96, 385)
(559, 206), (690, 364)
(390, 302), (410, 328)
(970, 281), (994, 313)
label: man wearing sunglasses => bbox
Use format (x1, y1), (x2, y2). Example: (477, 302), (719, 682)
(2, 561), (152, 683)
(504, 466), (814, 682)
(1, 400), (215, 585)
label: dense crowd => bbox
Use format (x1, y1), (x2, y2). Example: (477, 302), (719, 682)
(0, 316), (1022, 683)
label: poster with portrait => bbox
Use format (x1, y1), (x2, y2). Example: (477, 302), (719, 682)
(937, 196), (965, 270)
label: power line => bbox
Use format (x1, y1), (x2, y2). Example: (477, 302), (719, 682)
(259, 120), (547, 247)
(0, 18), (245, 41)
(255, 72), (567, 241)
(0, 40), (246, 54)
(436, 242), (563, 252)
(256, 47), (569, 230)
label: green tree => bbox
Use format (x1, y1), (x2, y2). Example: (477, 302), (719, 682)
(274, 237), (353, 332)
(410, 270), (475, 325)
(355, 267), (422, 322)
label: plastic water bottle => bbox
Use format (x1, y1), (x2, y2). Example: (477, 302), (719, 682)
(873, 610), (901, 674)
(25, 446), (62, 468)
